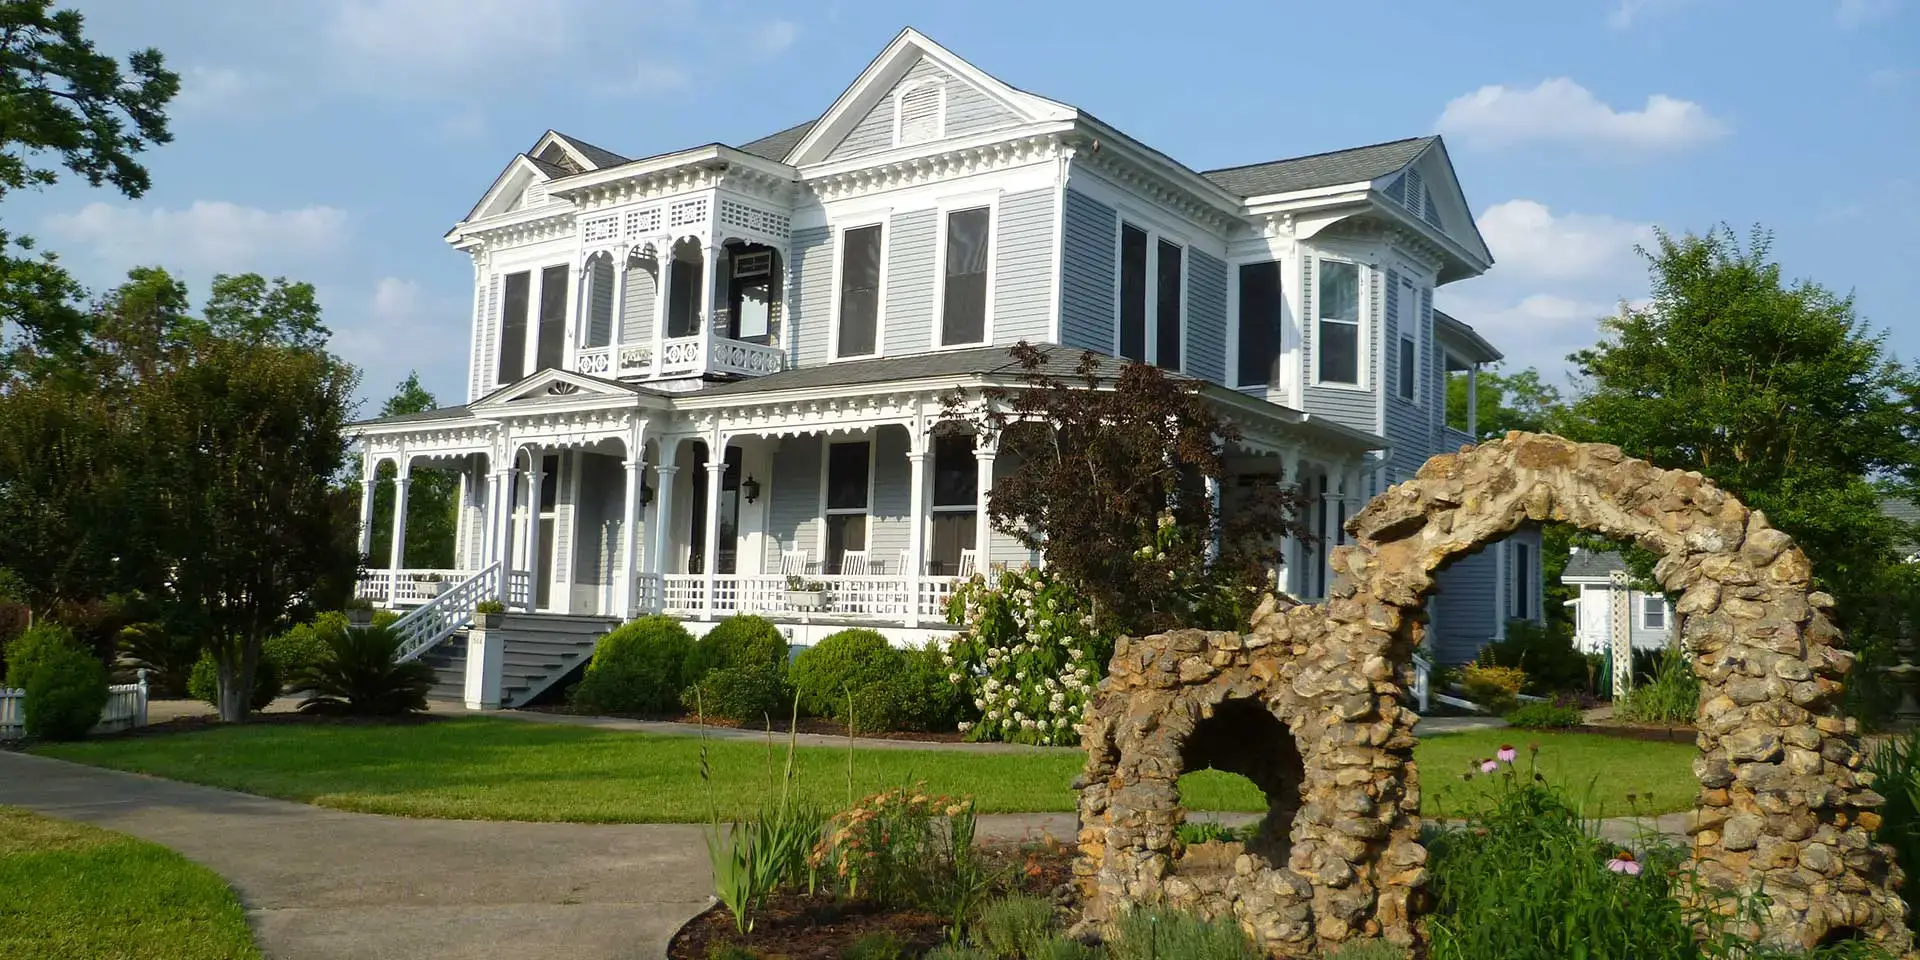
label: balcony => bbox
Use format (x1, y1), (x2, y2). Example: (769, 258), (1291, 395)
(574, 333), (782, 382)
(646, 573), (963, 625)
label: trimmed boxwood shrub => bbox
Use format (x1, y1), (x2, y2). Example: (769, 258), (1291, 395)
(685, 614), (788, 683)
(1506, 700), (1584, 730)
(684, 662), (792, 723)
(24, 643), (108, 740)
(265, 612), (348, 679)
(570, 615), (695, 714)
(5, 622), (79, 689)
(789, 628), (904, 722)
(889, 642), (973, 732)
(188, 653), (281, 713)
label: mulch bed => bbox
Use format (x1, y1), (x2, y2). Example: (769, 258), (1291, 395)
(668, 840), (1076, 960)
(521, 704), (971, 743)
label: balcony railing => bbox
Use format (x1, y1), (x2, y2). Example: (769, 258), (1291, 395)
(643, 574), (961, 624)
(571, 334), (782, 383)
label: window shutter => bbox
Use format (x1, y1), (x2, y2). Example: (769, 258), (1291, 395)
(896, 84), (942, 146)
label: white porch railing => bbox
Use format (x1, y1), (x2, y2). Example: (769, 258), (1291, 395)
(2, 670), (149, 740)
(573, 345), (614, 376)
(355, 568), (471, 608)
(392, 562), (500, 663)
(710, 338), (783, 377)
(644, 573), (961, 623)
(506, 569), (532, 610)
(658, 336), (704, 377)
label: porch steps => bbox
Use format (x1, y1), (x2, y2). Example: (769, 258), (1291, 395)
(420, 613), (617, 708)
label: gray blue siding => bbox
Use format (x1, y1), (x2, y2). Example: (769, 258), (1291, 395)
(824, 57), (1023, 162)
(471, 274), (498, 400)
(1186, 249), (1227, 384)
(884, 210), (936, 354)
(763, 434), (823, 570)
(1298, 254), (1377, 432)
(991, 188), (1054, 345)
(1059, 188), (1115, 353)
(868, 426), (912, 567)
(1432, 552), (1498, 664)
(790, 226), (834, 368)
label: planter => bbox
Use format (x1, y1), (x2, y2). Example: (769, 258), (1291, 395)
(346, 609), (373, 627)
(423, 581), (450, 598)
(479, 612), (505, 629)
(785, 590), (825, 611)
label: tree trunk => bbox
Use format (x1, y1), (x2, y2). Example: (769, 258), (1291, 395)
(215, 644), (257, 723)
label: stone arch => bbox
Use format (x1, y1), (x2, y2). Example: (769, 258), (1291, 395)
(1077, 433), (1908, 956)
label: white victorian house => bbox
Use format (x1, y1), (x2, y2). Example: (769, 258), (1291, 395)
(350, 29), (1539, 704)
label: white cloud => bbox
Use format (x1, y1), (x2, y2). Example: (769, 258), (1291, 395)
(173, 66), (262, 116)
(1474, 200), (1656, 283)
(1837, 0), (1899, 28)
(41, 201), (350, 273)
(751, 20), (799, 54)
(326, 0), (578, 89)
(330, 277), (470, 406)
(1437, 78), (1730, 151)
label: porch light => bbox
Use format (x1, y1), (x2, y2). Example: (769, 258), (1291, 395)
(742, 475), (761, 504)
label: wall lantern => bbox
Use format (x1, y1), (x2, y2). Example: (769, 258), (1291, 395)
(742, 475), (762, 504)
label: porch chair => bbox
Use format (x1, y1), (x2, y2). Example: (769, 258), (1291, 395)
(956, 549), (979, 578)
(780, 549), (809, 576)
(839, 550), (871, 576)
(897, 549), (913, 577)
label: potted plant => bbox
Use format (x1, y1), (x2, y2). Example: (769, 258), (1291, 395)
(474, 599), (506, 629)
(422, 571), (449, 597)
(345, 596), (375, 627)
(785, 574), (827, 611)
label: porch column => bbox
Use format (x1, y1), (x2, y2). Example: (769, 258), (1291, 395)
(974, 435), (997, 574)
(356, 455), (377, 560)
(388, 459), (411, 603)
(701, 452), (724, 620)
(456, 468), (472, 570)
(618, 455), (643, 617)
(492, 464), (515, 601)
(700, 241), (722, 343)
(905, 445), (928, 627)
(1278, 448), (1301, 595)
(651, 465), (679, 577)
(652, 246), (671, 376)
(611, 256), (630, 352)
(524, 451), (544, 612)
(1466, 363), (1480, 438)
(480, 468), (499, 573)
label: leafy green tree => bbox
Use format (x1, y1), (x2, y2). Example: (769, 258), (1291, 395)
(1446, 365), (1565, 440)
(0, 379), (132, 623)
(362, 372), (458, 568)
(0, 1), (178, 382)
(203, 274), (330, 350)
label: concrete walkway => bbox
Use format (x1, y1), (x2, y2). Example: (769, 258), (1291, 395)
(0, 752), (711, 960)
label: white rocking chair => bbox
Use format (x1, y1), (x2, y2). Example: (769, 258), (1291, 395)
(956, 548), (979, 578)
(839, 550), (871, 576)
(780, 549), (810, 576)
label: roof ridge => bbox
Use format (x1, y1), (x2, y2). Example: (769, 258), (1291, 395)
(1200, 134), (1435, 175)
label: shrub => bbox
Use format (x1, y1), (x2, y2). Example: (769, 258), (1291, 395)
(841, 933), (906, 960)
(1866, 730), (1920, 932)
(112, 622), (198, 695)
(188, 652), (281, 712)
(971, 893), (1055, 959)
(290, 624), (434, 715)
(686, 615), (788, 683)
(473, 599), (505, 616)
(4, 621), (80, 689)
(703, 946), (760, 960)
(1326, 941), (1409, 960)
(570, 615), (694, 714)
(946, 567), (1110, 745)
(1617, 641), (1698, 726)
(1460, 662), (1525, 715)
(686, 663), (792, 724)
(265, 612), (347, 679)
(1175, 821), (1241, 846)
(789, 628), (902, 722)
(21, 639), (108, 740)
(1107, 906), (1259, 960)
(1506, 699), (1584, 730)
(1483, 619), (1592, 693)
(889, 641), (973, 732)
(1029, 939), (1099, 960)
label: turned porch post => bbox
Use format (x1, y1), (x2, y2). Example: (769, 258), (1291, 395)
(619, 454), (644, 617)
(493, 463), (515, 601)
(700, 241), (722, 346)
(523, 450), (544, 613)
(1278, 447), (1301, 595)
(388, 458), (412, 603)
(357, 454), (377, 560)
(973, 433), (997, 573)
(905, 443), (928, 627)
(653, 246), (672, 376)
(701, 452), (724, 620)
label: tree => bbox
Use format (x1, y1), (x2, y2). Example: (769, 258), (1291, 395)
(203, 274), (330, 350)
(137, 336), (359, 722)
(363, 372), (458, 568)
(0, 380), (130, 622)
(946, 342), (1311, 635)
(1445, 365), (1565, 440)
(0, 1), (178, 381)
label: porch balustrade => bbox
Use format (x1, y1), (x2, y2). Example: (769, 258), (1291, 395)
(354, 567), (534, 610)
(640, 573), (963, 624)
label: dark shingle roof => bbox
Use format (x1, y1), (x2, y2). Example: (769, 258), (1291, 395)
(1200, 136), (1435, 198)
(1563, 550), (1628, 580)
(528, 157), (572, 179)
(354, 404), (472, 427)
(1434, 309), (1503, 364)
(736, 120), (817, 162)
(553, 132), (629, 169)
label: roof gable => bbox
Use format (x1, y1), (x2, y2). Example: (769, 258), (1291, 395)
(529, 130), (628, 173)
(469, 368), (648, 414)
(464, 154), (567, 223)
(786, 28), (1073, 166)
(1380, 138), (1491, 266)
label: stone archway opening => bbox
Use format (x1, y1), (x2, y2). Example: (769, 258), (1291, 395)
(1177, 698), (1304, 872)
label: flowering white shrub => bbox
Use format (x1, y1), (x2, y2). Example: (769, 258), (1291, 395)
(944, 566), (1112, 745)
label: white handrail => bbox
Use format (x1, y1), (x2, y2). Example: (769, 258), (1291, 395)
(391, 561), (501, 662)
(1410, 652), (1432, 714)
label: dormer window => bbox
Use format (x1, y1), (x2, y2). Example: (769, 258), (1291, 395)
(893, 80), (945, 147)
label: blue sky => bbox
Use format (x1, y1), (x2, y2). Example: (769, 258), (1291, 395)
(16, 0), (1917, 411)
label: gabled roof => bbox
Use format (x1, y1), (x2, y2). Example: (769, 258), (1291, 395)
(737, 119), (818, 161)
(549, 132), (628, 169)
(1201, 137), (1436, 197)
(1563, 550), (1629, 581)
(1435, 309), (1503, 365)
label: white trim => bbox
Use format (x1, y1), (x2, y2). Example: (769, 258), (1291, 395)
(1309, 256), (1366, 390)
(1640, 593), (1668, 632)
(1046, 153), (1067, 345)
(818, 434), (878, 565)
(827, 216), (890, 361)
(891, 77), (947, 148)
(931, 192), (1000, 350)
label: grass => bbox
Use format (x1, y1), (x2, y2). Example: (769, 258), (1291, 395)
(0, 806), (261, 960)
(36, 717), (1699, 822)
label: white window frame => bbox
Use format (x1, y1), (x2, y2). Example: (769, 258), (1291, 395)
(1641, 594), (1668, 632)
(1311, 256), (1366, 390)
(931, 193), (999, 350)
(891, 79), (947, 148)
(818, 434), (877, 562)
(1109, 211), (1190, 371)
(1397, 276), (1421, 403)
(827, 216), (889, 361)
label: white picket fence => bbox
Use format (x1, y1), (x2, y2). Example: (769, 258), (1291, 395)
(0, 669), (150, 740)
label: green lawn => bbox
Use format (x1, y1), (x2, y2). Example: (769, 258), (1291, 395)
(37, 717), (1698, 822)
(0, 806), (261, 960)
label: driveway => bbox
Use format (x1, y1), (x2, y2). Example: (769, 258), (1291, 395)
(0, 752), (711, 960)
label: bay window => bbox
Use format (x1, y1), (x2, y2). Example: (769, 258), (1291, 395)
(1316, 259), (1360, 385)
(496, 270), (530, 383)
(536, 264), (568, 373)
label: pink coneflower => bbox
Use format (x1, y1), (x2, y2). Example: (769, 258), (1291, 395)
(1497, 745), (1517, 763)
(1479, 758), (1498, 774)
(1606, 850), (1642, 875)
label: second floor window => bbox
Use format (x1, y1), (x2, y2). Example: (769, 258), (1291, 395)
(838, 224), (882, 358)
(1642, 595), (1668, 631)
(1156, 240), (1182, 371)
(497, 270), (530, 383)
(1397, 278), (1420, 402)
(536, 264), (568, 373)
(1237, 261), (1283, 388)
(941, 207), (989, 346)
(1509, 541), (1532, 620)
(1119, 223), (1147, 362)
(1317, 259), (1360, 385)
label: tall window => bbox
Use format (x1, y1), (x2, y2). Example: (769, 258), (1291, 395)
(929, 433), (978, 575)
(837, 225), (882, 357)
(825, 441), (871, 572)
(536, 265), (569, 373)
(728, 247), (778, 344)
(940, 207), (990, 345)
(1317, 259), (1360, 385)
(1237, 261), (1283, 388)
(1510, 541), (1532, 620)
(1396, 278), (1420, 401)
(1641, 595), (1668, 631)
(1156, 239), (1182, 370)
(667, 253), (701, 338)
(1118, 223), (1147, 362)
(496, 271), (530, 382)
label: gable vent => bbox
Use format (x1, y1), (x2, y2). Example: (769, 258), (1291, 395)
(1403, 169), (1425, 216)
(894, 81), (944, 147)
